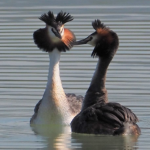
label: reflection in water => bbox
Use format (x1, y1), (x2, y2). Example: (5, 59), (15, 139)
(71, 133), (139, 150)
(31, 124), (139, 150)
(31, 124), (71, 150)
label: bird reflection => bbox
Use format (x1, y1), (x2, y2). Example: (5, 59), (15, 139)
(71, 133), (139, 150)
(31, 124), (71, 150)
(31, 124), (139, 150)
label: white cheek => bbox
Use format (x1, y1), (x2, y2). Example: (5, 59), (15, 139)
(88, 41), (95, 46)
(61, 29), (64, 37)
(87, 35), (98, 46)
(47, 26), (60, 42)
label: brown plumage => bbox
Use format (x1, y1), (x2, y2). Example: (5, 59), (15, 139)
(71, 19), (141, 135)
(62, 28), (76, 49)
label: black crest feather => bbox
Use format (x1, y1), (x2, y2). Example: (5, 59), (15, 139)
(56, 11), (73, 24)
(34, 11), (75, 52)
(92, 19), (106, 30)
(39, 11), (55, 26)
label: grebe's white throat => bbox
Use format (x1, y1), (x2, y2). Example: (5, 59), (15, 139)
(32, 49), (72, 125)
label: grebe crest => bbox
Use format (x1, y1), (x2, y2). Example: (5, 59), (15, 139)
(75, 19), (119, 58)
(33, 11), (76, 52)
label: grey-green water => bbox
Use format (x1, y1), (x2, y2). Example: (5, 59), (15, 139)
(1, 0), (150, 149)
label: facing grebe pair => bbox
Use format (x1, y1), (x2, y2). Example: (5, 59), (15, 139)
(31, 11), (140, 135)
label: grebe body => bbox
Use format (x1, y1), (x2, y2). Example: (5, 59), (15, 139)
(71, 20), (140, 135)
(30, 11), (83, 125)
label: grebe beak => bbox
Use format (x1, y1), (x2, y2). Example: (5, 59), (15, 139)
(51, 27), (62, 39)
(74, 36), (92, 45)
(55, 31), (61, 39)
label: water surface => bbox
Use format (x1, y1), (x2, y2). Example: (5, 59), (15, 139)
(0, 0), (150, 149)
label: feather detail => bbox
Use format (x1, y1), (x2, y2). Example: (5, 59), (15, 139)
(92, 19), (106, 30)
(39, 11), (55, 26)
(62, 28), (76, 49)
(56, 11), (73, 24)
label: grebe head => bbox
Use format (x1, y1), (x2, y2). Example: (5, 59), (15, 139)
(39, 11), (62, 39)
(74, 19), (119, 58)
(33, 11), (75, 52)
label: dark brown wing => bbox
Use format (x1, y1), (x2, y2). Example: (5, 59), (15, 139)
(30, 99), (42, 124)
(66, 93), (83, 115)
(71, 102), (139, 135)
(85, 102), (139, 125)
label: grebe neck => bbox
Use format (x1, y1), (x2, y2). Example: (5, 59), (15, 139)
(82, 57), (112, 111)
(44, 49), (62, 96)
(37, 49), (72, 125)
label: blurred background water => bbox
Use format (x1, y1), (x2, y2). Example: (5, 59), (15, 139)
(0, 0), (150, 149)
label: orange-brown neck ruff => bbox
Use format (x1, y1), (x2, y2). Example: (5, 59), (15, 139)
(61, 28), (76, 49)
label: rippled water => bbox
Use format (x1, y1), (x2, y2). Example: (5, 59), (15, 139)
(1, 0), (150, 149)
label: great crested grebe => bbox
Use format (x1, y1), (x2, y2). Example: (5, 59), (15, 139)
(30, 11), (83, 125)
(71, 20), (141, 135)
